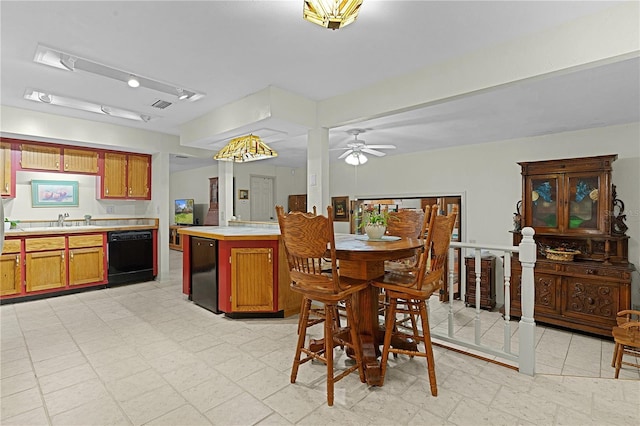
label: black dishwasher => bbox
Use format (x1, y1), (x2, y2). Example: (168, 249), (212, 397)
(107, 230), (155, 285)
(190, 237), (219, 313)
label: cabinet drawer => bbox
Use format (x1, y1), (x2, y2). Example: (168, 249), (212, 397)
(562, 278), (620, 323)
(563, 264), (627, 280)
(2, 239), (21, 254)
(68, 234), (103, 249)
(25, 237), (65, 252)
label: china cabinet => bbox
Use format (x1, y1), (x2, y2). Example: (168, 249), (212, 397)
(510, 155), (634, 336)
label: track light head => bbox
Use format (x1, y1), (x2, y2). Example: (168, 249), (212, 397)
(127, 75), (140, 88)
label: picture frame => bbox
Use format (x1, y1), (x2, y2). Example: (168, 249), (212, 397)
(32, 180), (79, 207)
(331, 196), (349, 222)
(238, 189), (249, 200)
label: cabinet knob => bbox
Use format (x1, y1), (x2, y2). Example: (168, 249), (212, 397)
(4, 183), (8, 192)
(16, 255), (19, 266)
(70, 251), (74, 260)
(586, 269), (595, 275)
(65, 163), (68, 170)
(587, 297), (595, 305)
(56, 161), (60, 168)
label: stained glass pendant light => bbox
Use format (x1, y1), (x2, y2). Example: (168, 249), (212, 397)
(303, 0), (364, 30)
(214, 134), (278, 163)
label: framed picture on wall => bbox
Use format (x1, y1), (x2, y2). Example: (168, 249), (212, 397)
(239, 189), (249, 200)
(331, 196), (349, 222)
(31, 180), (79, 207)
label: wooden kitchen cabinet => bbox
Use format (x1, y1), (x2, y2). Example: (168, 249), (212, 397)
(510, 155), (635, 336)
(100, 152), (151, 199)
(25, 237), (66, 292)
(1, 240), (22, 296)
(230, 247), (274, 312)
(287, 194), (307, 212)
(63, 148), (98, 174)
(20, 143), (61, 171)
(464, 255), (496, 310)
(169, 225), (184, 251)
(0, 141), (14, 197)
(68, 234), (105, 286)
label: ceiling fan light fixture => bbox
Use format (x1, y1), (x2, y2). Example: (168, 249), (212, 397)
(214, 134), (278, 163)
(345, 151), (367, 166)
(303, 0), (364, 30)
(127, 75), (140, 88)
(59, 54), (76, 71)
(37, 92), (52, 103)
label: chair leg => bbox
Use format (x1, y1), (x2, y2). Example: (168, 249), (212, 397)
(614, 343), (624, 379)
(324, 303), (335, 406)
(292, 298), (311, 384)
(344, 298), (366, 383)
(418, 300), (437, 396)
(380, 297), (398, 386)
(611, 342), (619, 368)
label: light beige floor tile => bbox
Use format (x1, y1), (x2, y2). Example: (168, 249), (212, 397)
(448, 397), (528, 426)
(1, 406), (49, 426)
(236, 365), (293, 400)
(94, 355), (150, 382)
(0, 371), (37, 397)
(0, 386), (43, 420)
(297, 403), (368, 425)
(263, 384), (326, 424)
(181, 375), (243, 412)
(161, 360), (219, 392)
(104, 369), (167, 402)
(43, 377), (110, 417)
(31, 350), (87, 377)
(255, 412), (293, 425)
(349, 390), (420, 425)
(490, 385), (557, 424)
(50, 397), (130, 426)
(145, 404), (211, 426)
(214, 352), (270, 381)
(1, 357), (34, 379)
(38, 363), (98, 394)
(118, 384), (186, 426)
(204, 391), (272, 425)
(85, 344), (139, 368)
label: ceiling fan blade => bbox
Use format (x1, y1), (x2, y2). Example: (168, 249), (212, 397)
(338, 149), (354, 159)
(329, 147), (351, 151)
(364, 144), (396, 149)
(362, 148), (386, 157)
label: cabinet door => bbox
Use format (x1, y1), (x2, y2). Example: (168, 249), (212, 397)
(511, 268), (561, 316)
(127, 154), (150, 198)
(562, 277), (619, 324)
(69, 247), (104, 286)
(525, 174), (561, 232)
(565, 172), (604, 234)
(26, 250), (66, 292)
(103, 152), (127, 198)
(0, 142), (12, 197)
(230, 248), (274, 312)
(0, 253), (21, 296)
(63, 148), (98, 174)
(20, 144), (60, 171)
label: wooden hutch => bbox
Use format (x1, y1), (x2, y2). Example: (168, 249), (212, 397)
(510, 154), (635, 337)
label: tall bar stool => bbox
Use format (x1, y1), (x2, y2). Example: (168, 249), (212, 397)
(276, 205), (367, 406)
(372, 205), (458, 396)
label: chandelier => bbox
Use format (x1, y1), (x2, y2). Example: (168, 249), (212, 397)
(214, 134), (278, 163)
(345, 151), (368, 166)
(303, 0), (364, 30)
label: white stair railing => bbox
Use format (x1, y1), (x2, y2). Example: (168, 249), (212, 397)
(430, 227), (536, 375)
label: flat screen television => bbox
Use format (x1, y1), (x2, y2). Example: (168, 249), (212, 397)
(175, 199), (195, 225)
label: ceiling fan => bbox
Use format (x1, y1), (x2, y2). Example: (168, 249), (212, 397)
(336, 129), (396, 164)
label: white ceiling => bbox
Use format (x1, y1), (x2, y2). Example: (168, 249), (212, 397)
(1, 1), (638, 172)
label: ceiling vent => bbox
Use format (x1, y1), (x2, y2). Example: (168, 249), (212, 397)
(151, 99), (172, 109)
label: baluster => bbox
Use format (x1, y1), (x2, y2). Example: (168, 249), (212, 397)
(503, 253), (512, 354)
(474, 248), (482, 345)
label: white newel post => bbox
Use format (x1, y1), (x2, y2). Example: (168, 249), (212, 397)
(518, 227), (536, 376)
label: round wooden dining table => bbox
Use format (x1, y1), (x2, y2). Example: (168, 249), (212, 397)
(333, 233), (423, 386)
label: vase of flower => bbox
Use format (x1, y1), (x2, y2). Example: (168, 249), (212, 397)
(364, 223), (386, 240)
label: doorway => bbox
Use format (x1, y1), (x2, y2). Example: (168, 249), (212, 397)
(250, 176), (275, 221)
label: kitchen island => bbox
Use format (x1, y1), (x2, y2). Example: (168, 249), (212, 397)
(1, 218), (158, 302)
(178, 226), (300, 318)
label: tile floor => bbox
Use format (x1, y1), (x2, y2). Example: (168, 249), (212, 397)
(1, 251), (638, 425)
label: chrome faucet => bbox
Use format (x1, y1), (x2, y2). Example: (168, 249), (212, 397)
(57, 212), (69, 227)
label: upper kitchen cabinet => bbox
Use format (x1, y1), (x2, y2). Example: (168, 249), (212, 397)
(20, 143), (60, 171)
(98, 152), (151, 199)
(63, 148), (99, 174)
(520, 155), (615, 236)
(0, 141), (14, 197)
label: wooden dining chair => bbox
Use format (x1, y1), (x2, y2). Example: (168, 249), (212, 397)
(275, 205), (367, 406)
(372, 205), (458, 396)
(611, 309), (640, 377)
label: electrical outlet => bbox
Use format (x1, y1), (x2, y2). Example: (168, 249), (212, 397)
(106, 205), (115, 214)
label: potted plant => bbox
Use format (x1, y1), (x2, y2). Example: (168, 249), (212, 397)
(4, 218), (18, 231)
(359, 207), (395, 240)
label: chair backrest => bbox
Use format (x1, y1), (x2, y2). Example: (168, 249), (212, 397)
(616, 309), (640, 325)
(386, 209), (426, 238)
(416, 204), (458, 291)
(275, 205), (341, 293)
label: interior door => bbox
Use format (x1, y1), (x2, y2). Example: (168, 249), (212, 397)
(250, 176), (275, 221)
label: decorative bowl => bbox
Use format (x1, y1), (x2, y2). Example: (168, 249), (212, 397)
(545, 248), (580, 261)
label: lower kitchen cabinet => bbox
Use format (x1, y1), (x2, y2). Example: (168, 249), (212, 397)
(510, 257), (634, 336)
(230, 247), (274, 312)
(25, 237), (66, 292)
(68, 234), (105, 286)
(1, 240), (22, 296)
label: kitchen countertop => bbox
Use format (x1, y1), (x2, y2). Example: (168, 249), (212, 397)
(5, 224), (158, 237)
(178, 226), (280, 241)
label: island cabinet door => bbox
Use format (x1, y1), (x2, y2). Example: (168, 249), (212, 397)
(230, 247), (274, 312)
